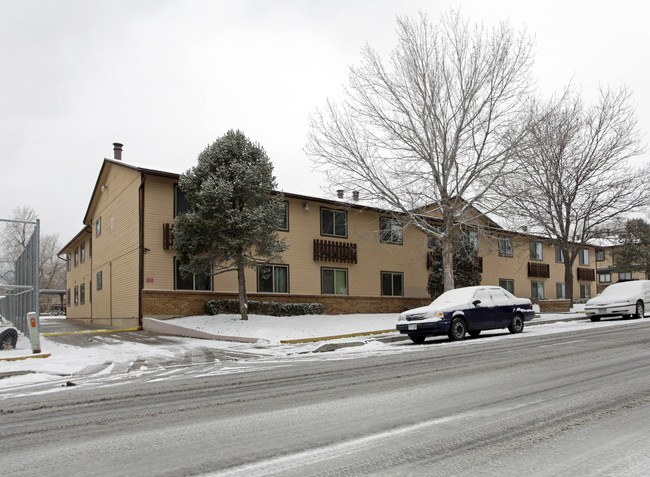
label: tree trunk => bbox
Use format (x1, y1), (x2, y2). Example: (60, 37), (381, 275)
(237, 259), (248, 320)
(441, 233), (456, 292)
(564, 260), (574, 305)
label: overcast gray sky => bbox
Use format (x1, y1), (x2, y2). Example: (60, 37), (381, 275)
(1, 0), (648, 243)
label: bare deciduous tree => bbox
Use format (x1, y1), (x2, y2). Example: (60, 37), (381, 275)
(495, 87), (648, 301)
(307, 10), (534, 291)
(1, 206), (65, 304)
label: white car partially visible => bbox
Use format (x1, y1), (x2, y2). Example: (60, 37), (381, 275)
(584, 280), (650, 322)
(0, 315), (18, 350)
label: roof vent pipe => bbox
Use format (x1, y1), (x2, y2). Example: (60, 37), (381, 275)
(337, 189), (344, 199)
(113, 142), (123, 160)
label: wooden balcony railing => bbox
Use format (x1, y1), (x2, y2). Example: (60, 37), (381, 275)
(527, 262), (550, 278)
(313, 239), (357, 264)
(163, 223), (174, 250)
(577, 267), (595, 281)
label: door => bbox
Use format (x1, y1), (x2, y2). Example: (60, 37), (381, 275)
(464, 288), (495, 330)
(489, 287), (515, 328)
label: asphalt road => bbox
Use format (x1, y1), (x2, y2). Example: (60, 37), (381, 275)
(2, 320), (650, 476)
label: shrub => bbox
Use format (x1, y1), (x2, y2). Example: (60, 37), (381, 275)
(204, 299), (326, 316)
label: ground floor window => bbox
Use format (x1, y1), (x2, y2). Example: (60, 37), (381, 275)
(381, 271), (403, 296)
(599, 273), (611, 283)
(257, 264), (288, 293)
(556, 282), (565, 299)
(175, 258), (212, 291)
(66, 289), (71, 307)
(80, 283), (85, 305)
(531, 281), (545, 300)
(618, 272), (632, 281)
(322, 268), (348, 295)
(74, 285), (79, 306)
(580, 284), (591, 299)
(499, 279), (514, 294)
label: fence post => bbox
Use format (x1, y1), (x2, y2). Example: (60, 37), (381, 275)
(27, 311), (41, 353)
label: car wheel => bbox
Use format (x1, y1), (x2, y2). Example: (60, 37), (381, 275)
(408, 334), (426, 344)
(468, 330), (481, 338)
(590, 316), (601, 322)
(508, 313), (524, 334)
(0, 331), (17, 350)
(634, 301), (644, 319)
(448, 318), (466, 341)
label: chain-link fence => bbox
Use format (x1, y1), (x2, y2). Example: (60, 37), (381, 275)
(0, 218), (39, 351)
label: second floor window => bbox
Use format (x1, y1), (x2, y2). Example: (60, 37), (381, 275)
(596, 249), (605, 261)
(321, 208), (347, 237)
(599, 273), (611, 283)
(278, 201), (289, 231)
(80, 242), (85, 263)
(175, 185), (191, 216)
(95, 217), (101, 237)
(74, 248), (79, 267)
(498, 237), (513, 257)
(579, 249), (590, 266)
(96, 271), (103, 290)
(530, 241), (543, 260)
(555, 245), (565, 263)
(380, 217), (403, 244)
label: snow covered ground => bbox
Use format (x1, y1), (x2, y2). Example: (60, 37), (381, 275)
(4, 304), (635, 393)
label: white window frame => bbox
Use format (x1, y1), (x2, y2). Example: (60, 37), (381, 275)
(498, 237), (513, 258)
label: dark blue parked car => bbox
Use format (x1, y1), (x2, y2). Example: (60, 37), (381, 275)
(396, 286), (535, 343)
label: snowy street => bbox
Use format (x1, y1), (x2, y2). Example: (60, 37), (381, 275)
(2, 318), (650, 476)
(0, 311), (638, 396)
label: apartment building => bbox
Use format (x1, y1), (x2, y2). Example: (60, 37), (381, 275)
(60, 144), (605, 328)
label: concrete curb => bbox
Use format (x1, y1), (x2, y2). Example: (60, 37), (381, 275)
(43, 327), (140, 337)
(0, 353), (51, 362)
(142, 317), (259, 343)
(281, 329), (396, 344)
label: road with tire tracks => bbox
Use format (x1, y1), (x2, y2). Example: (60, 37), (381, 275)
(2, 319), (650, 476)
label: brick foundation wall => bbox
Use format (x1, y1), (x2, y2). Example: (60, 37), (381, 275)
(538, 299), (571, 313)
(142, 290), (431, 318)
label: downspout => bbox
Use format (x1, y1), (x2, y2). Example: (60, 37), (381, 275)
(138, 173), (146, 328)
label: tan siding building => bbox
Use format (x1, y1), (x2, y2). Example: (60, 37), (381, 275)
(60, 146), (617, 328)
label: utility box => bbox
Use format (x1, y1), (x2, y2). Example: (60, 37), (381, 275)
(27, 312), (41, 354)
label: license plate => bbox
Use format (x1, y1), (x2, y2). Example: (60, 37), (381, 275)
(598, 308), (608, 313)
(408, 324), (417, 331)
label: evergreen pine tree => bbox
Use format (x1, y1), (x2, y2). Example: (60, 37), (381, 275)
(427, 233), (481, 299)
(174, 130), (287, 320)
(612, 218), (650, 277)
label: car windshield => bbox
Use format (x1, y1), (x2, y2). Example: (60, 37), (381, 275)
(600, 282), (640, 296)
(431, 288), (476, 306)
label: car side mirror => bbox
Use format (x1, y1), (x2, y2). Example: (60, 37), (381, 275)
(473, 299), (481, 307)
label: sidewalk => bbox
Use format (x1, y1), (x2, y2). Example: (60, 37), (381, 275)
(0, 312), (590, 384)
(2, 311), (588, 362)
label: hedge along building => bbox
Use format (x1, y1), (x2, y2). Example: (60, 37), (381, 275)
(59, 143), (603, 328)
